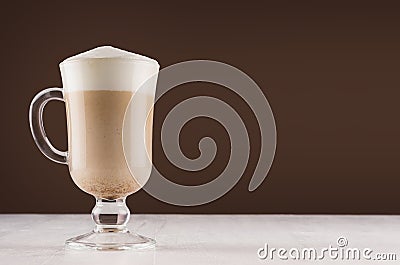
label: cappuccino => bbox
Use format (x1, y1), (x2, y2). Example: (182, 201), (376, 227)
(29, 46), (160, 249)
(60, 46), (158, 199)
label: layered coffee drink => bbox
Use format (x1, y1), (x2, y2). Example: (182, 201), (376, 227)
(30, 46), (159, 249)
(60, 46), (158, 200)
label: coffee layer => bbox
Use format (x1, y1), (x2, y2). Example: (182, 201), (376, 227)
(65, 90), (153, 199)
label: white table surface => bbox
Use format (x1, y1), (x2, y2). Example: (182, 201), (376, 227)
(0, 214), (399, 264)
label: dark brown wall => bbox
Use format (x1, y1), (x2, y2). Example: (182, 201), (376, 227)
(1, 1), (399, 214)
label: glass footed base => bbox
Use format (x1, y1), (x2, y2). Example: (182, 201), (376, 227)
(66, 197), (155, 250)
(66, 228), (156, 250)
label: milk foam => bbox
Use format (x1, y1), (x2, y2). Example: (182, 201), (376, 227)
(60, 46), (159, 94)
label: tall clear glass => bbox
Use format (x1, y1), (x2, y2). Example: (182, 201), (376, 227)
(28, 46), (159, 250)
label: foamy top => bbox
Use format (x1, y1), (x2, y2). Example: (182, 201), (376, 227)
(60, 46), (159, 94)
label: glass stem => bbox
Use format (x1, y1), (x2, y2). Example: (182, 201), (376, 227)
(91, 197), (130, 233)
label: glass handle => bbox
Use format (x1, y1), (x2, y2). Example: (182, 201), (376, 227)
(29, 88), (68, 164)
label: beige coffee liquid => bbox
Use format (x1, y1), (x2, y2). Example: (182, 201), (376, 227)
(65, 90), (153, 199)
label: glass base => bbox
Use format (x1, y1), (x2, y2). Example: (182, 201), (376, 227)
(66, 229), (156, 250)
(66, 197), (155, 250)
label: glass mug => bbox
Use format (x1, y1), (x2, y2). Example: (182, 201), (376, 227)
(29, 46), (159, 250)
